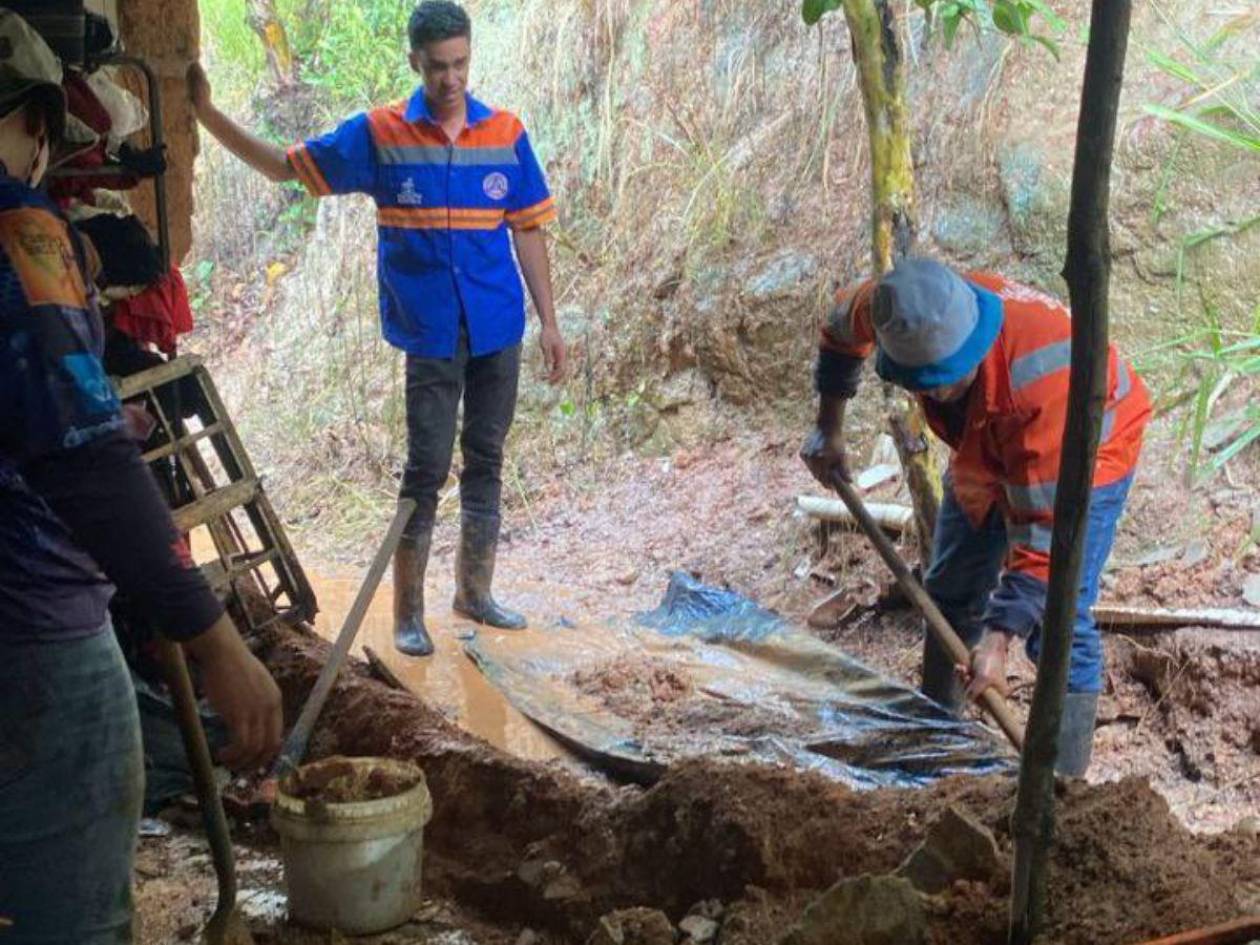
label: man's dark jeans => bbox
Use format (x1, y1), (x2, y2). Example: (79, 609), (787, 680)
(401, 327), (520, 537)
(0, 625), (144, 943)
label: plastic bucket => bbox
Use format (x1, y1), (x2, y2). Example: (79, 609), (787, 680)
(272, 756), (432, 934)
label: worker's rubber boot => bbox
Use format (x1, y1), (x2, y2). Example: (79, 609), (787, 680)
(393, 529), (435, 657)
(453, 512), (527, 630)
(1055, 691), (1099, 778)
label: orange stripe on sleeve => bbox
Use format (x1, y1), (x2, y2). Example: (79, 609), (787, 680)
(287, 145), (331, 197)
(505, 197), (556, 230)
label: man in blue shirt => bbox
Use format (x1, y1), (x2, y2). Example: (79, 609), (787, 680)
(0, 12), (281, 941)
(191, 1), (566, 657)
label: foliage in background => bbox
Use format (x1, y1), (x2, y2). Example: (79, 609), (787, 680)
(1135, 6), (1260, 482)
(802, 0), (1066, 57)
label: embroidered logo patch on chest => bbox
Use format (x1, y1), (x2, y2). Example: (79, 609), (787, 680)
(397, 178), (423, 206)
(482, 172), (509, 200)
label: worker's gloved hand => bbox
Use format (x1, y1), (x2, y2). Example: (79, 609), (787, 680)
(184, 614), (283, 771)
(958, 628), (1012, 701)
(800, 426), (851, 487)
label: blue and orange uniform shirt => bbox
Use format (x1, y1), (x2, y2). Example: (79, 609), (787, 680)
(286, 88), (557, 359)
(817, 271), (1152, 634)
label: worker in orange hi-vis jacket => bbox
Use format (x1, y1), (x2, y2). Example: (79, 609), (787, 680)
(800, 257), (1151, 776)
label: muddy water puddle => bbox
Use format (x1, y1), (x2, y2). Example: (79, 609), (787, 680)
(306, 570), (573, 762)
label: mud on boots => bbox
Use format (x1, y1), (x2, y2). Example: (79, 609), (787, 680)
(452, 511), (526, 630)
(393, 524), (435, 657)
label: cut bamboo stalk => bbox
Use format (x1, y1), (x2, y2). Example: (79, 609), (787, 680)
(1094, 605), (1260, 631)
(797, 495), (914, 532)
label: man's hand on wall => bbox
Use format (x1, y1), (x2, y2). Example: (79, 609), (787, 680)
(187, 62), (213, 117)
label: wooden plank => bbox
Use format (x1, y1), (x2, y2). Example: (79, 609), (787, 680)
(114, 354), (203, 399)
(140, 422), (224, 463)
(170, 479), (258, 533)
(204, 548), (282, 593)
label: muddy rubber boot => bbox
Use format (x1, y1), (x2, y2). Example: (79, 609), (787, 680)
(393, 530), (434, 657)
(1055, 691), (1099, 778)
(452, 512), (527, 630)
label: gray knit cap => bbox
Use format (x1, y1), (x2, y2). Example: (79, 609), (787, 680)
(872, 257), (1000, 391)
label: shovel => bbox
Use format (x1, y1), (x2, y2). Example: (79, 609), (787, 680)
(158, 638), (256, 945)
(829, 472), (1025, 750)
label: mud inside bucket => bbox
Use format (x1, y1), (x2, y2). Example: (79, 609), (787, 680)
(272, 756), (432, 934)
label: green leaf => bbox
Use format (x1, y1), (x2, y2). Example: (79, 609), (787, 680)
(1029, 33), (1061, 60)
(992, 1), (1022, 35)
(802, 0), (841, 26)
(1146, 49), (1200, 86)
(1144, 104), (1260, 153)
(942, 10), (964, 46)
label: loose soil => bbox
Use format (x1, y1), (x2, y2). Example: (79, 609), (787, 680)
(567, 654), (815, 740)
(136, 415), (1260, 942)
(282, 756), (422, 804)
(243, 628), (1260, 945)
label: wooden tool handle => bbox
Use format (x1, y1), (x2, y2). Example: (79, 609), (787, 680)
(271, 497), (418, 780)
(830, 474), (1025, 750)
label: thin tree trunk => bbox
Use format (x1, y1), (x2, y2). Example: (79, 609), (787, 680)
(1008, 3), (1133, 942)
(841, 0), (941, 563)
(247, 0), (299, 88)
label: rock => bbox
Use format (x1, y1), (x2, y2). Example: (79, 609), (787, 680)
(1236, 816), (1260, 836)
(516, 931), (540, 945)
(1180, 539), (1210, 569)
(586, 908), (676, 945)
(930, 194), (1011, 259)
(896, 805), (1002, 894)
(779, 874), (926, 945)
(679, 914), (719, 943)
(517, 858), (547, 887)
(745, 251), (818, 298)
(1243, 573), (1260, 609)
(687, 899), (725, 921)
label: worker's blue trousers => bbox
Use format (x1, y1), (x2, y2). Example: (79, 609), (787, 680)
(922, 474), (1133, 704)
(0, 625), (143, 944)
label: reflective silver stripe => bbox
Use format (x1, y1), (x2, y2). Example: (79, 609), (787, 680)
(376, 145), (519, 166)
(1113, 361), (1133, 401)
(1100, 362), (1133, 443)
(1010, 339), (1072, 391)
(1007, 521), (1052, 554)
(1006, 480), (1057, 513)
(1101, 407), (1116, 444)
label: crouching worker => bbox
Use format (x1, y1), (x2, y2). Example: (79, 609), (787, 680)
(800, 257), (1150, 776)
(0, 13), (282, 942)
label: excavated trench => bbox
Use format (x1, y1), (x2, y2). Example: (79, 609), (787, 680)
(255, 619), (1260, 945)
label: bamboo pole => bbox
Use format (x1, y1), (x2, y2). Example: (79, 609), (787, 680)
(1008, 3), (1133, 942)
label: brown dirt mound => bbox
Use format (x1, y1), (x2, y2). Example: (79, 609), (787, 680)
(567, 654), (815, 739)
(261, 625), (1260, 944)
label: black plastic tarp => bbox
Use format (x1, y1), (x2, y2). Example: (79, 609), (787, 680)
(466, 572), (1016, 788)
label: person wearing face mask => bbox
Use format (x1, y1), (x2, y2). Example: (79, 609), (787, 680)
(800, 257), (1151, 776)
(0, 12), (283, 941)
(187, 0), (567, 659)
